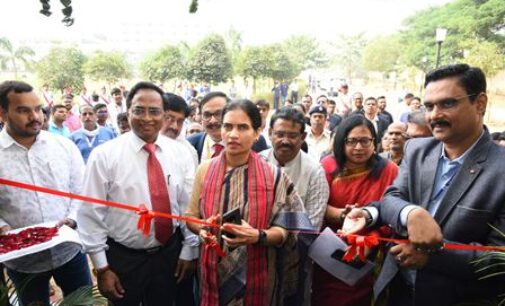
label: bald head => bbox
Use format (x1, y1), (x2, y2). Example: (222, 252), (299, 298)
(387, 122), (407, 152)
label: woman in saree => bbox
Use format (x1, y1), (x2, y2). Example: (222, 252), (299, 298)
(186, 100), (312, 306)
(311, 115), (399, 306)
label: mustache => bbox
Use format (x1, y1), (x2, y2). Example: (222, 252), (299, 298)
(430, 120), (451, 129)
(27, 120), (42, 127)
(277, 144), (293, 150)
(206, 123), (221, 130)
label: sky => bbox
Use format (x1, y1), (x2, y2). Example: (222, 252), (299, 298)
(2, 0), (453, 51)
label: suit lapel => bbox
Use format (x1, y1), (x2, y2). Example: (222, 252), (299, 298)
(419, 143), (442, 208)
(434, 138), (490, 225)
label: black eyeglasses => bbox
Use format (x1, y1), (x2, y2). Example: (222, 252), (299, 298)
(202, 110), (222, 121)
(344, 137), (374, 148)
(423, 93), (479, 112)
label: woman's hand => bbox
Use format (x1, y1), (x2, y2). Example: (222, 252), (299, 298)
(199, 214), (221, 244)
(221, 220), (259, 247)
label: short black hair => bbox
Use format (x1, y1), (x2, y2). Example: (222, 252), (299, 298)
(51, 104), (67, 114)
(404, 93), (414, 99)
(327, 99), (336, 106)
(377, 96), (386, 100)
(270, 106), (306, 134)
(222, 99), (262, 131)
(93, 103), (107, 112)
(365, 97), (377, 103)
(491, 132), (502, 141)
(163, 93), (189, 117)
(111, 87), (121, 95)
(199, 91), (228, 112)
(332, 114), (386, 178)
(0, 80), (33, 110)
(425, 64), (486, 102)
(117, 112), (128, 123)
(126, 81), (164, 110)
(255, 99), (270, 109)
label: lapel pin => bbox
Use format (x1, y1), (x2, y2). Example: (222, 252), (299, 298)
(469, 169), (475, 174)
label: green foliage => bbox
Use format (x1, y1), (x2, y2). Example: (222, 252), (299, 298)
(456, 39), (505, 77)
(281, 34), (329, 71)
(56, 286), (107, 306)
(83, 51), (132, 85)
(0, 37), (36, 79)
(139, 45), (186, 84)
(225, 26), (243, 75)
(36, 46), (86, 92)
(363, 35), (402, 75)
(399, 0), (505, 72)
(186, 33), (232, 84)
(236, 46), (272, 80)
(39, 0), (74, 26)
(266, 43), (298, 81)
(330, 33), (367, 82)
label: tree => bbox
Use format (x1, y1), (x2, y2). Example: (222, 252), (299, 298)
(330, 33), (367, 83)
(236, 46), (272, 81)
(363, 35), (402, 76)
(266, 44), (298, 81)
(399, 0), (505, 71)
(186, 34), (232, 84)
(36, 46), (86, 92)
(139, 45), (186, 84)
(0, 37), (35, 79)
(457, 39), (505, 77)
(225, 26), (243, 75)
(83, 51), (132, 85)
(281, 34), (329, 71)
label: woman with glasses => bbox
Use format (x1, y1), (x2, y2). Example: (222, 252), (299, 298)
(312, 115), (398, 306)
(186, 99), (311, 306)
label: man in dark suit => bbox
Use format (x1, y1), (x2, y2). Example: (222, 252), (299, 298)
(187, 92), (268, 163)
(362, 96), (389, 142)
(344, 64), (505, 306)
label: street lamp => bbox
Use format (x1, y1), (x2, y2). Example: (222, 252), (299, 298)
(435, 28), (447, 68)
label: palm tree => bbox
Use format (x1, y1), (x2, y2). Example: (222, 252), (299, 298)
(0, 37), (35, 79)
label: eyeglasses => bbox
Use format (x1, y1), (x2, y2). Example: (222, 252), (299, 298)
(344, 137), (374, 148)
(423, 93), (479, 112)
(131, 107), (163, 117)
(202, 110), (222, 121)
(273, 131), (301, 140)
(164, 114), (185, 126)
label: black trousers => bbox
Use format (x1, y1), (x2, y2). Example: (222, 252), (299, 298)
(106, 230), (183, 306)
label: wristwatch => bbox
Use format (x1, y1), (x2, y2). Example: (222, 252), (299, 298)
(257, 230), (267, 246)
(363, 209), (373, 226)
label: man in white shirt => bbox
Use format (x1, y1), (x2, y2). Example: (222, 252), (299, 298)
(0, 80), (92, 305)
(306, 105), (331, 161)
(108, 87), (127, 131)
(261, 107), (329, 306)
(77, 82), (198, 305)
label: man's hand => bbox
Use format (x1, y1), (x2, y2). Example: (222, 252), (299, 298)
(340, 208), (367, 234)
(56, 218), (77, 229)
(221, 220), (259, 247)
(174, 259), (196, 283)
(390, 243), (429, 269)
(97, 268), (125, 300)
(0, 225), (11, 235)
(406, 208), (443, 250)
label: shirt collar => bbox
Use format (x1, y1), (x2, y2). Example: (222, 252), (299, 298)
(440, 130), (485, 165)
(0, 128), (48, 149)
(130, 131), (163, 153)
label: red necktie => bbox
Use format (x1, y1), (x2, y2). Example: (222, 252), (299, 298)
(212, 143), (224, 158)
(144, 143), (173, 244)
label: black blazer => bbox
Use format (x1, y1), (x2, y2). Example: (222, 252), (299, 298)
(372, 129), (505, 306)
(187, 132), (268, 163)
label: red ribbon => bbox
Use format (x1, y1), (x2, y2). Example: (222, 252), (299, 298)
(1, 177), (505, 257)
(342, 234), (379, 262)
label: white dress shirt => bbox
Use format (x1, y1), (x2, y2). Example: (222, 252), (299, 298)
(0, 129), (84, 273)
(260, 149), (329, 229)
(77, 132), (198, 269)
(306, 129), (331, 162)
(201, 134), (224, 162)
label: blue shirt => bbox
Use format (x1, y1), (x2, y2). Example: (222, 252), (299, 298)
(48, 122), (71, 138)
(70, 127), (116, 163)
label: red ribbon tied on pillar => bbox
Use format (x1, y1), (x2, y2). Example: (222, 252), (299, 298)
(342, 234), (379, 262)
(136, 204), (154, 236)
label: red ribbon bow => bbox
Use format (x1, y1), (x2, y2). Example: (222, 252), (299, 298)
(342, 234), (379, 262)
(136, 204), (154, 236)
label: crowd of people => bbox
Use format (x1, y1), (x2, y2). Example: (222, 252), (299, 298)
(0, 63), (505, 306)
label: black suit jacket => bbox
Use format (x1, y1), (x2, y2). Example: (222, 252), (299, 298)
(187, 132), (268, 163)
(372, 129), (505, 306)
